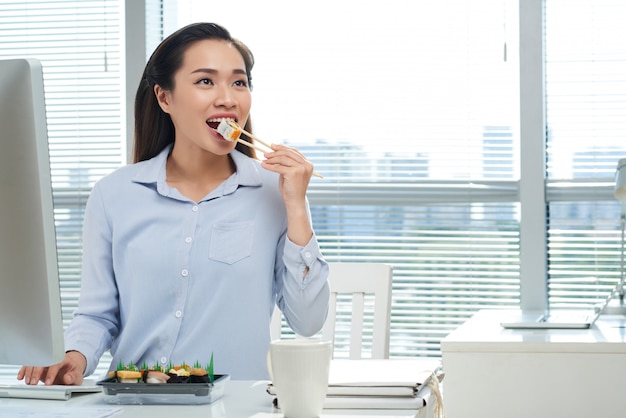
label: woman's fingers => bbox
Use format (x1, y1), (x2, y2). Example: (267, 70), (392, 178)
(18, 365), (50, 385)
(17, 351), (86, 386)
(263, 145), (313, 176)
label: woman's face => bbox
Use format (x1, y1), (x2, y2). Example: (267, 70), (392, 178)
(155, 39), (252, 155)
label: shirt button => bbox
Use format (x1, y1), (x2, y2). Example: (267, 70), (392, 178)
(185, 236), (192, 244)
(175, 311), (182, 318)
(160, 357), (167, 364)
(192, 205), (199, 212)
(181, 269), (189, 277)
(305, 252), (312, 259)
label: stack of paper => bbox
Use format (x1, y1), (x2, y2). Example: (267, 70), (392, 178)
(267, 358), (444, 410)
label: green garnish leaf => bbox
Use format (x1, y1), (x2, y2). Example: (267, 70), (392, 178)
(208, 353), (214, 383)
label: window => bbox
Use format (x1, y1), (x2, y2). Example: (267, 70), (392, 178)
(0, 0), (122, 377)
(169, 0), (626, 357)
(2, 0), (624, 377)
(545, 0), (626, 306)
(170, 0), (522, 357)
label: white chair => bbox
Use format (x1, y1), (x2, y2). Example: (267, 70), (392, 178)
(271, 262), (393, 359)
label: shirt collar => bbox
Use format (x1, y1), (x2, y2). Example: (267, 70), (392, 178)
(132, 145), (263, 198)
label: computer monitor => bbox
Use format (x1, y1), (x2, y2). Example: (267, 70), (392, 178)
(0, 58), (65, 366)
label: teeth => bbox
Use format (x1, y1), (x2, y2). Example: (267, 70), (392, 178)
(207, 118), (236, 123)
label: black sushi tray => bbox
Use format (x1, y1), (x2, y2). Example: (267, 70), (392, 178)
(97, 373), (230, 404)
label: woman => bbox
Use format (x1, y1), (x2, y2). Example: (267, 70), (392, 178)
(19, 22), (329, 384)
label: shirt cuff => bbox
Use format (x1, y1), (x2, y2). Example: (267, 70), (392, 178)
(64, 328), (107, 377)
(284, 233), (322, 269)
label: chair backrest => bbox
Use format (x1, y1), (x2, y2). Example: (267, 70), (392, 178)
(270, 262), (393, 359)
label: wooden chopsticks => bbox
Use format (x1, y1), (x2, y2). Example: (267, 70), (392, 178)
(228, 121), (323, 179)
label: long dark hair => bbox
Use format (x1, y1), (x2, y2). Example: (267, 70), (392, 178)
(133, 22), (255, 163)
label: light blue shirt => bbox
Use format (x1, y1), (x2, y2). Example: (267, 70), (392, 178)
(64, 146), (330, 380)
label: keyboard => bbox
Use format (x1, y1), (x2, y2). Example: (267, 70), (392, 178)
(0, 379), (101, 400)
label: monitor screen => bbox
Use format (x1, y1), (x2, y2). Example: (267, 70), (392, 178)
(0, 58), (65, 366)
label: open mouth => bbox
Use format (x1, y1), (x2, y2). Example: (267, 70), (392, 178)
(206, 118), (235, 131)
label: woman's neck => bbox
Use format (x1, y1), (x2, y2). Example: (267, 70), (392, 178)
(165, 146), (235, 202)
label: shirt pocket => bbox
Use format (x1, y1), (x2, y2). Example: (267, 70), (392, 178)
(208, 221), (254, 264)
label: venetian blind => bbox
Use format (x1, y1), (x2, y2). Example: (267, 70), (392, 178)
(175, 0), (522, 358)
(0, 0), (123, 377)
(545, 0), (626, 307)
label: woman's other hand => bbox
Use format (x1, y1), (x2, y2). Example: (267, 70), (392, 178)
(17, 350), (86, 386)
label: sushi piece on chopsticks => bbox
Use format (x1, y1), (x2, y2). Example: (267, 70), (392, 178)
(217, 120), (323, 179)
(217, 120), (267, 155)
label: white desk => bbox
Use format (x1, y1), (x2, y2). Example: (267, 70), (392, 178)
(441, 310), (626, 418)
(0, 379), (435, 417)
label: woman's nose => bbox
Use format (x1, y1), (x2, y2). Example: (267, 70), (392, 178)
(214, 85), (236, 108)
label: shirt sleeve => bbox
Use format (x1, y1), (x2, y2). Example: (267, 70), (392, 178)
(277, 233), (330, 337)
(63, 183), (119, 377)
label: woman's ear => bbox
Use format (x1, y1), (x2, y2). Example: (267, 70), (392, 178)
(154, 84), (171, 114)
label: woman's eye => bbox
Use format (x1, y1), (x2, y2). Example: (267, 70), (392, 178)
(233, 79), (249, 88)
(196, 78), (213, 85)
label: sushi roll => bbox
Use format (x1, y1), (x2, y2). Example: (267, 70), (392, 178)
(216, 119), (241, 142)
(167, 365), (190, 383)
(189, 367), (210, 384)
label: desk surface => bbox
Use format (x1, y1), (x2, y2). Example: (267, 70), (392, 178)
(442, 309), (626, 353)
(0, 380), (422, 417)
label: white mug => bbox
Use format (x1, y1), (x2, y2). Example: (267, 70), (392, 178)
(268, 338), (332, 418)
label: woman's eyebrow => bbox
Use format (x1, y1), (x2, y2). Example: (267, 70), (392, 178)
(191, 68), (216, 75)
(190, 68), (247, 75)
